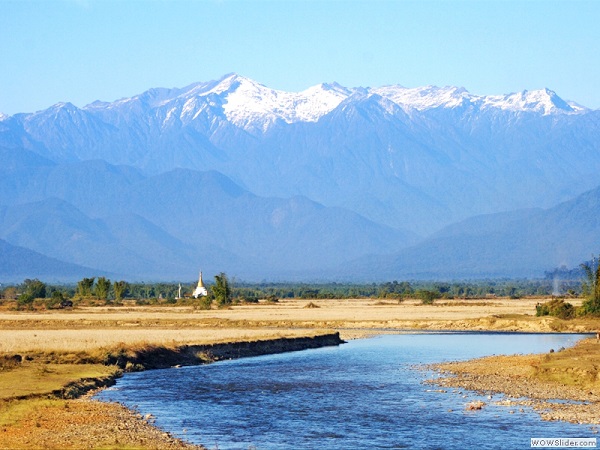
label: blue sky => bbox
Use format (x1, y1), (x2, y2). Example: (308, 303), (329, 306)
(1, 0), (599, 115)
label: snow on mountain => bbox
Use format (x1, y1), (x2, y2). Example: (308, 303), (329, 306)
(372, 84), (586, 115)
(76, 74), (587, 136)
(482, 88), (585, 115)
(372, 85), (472, 111)
(205, 74), (353, 132)
(82, 74), (353, 133)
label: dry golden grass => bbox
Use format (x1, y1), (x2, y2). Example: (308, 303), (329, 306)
(0, 297), (555, 324)
(532, 338), (600, 389)
(1, 297), (598, 448)
(0, 328), (324, 353)
(0, 363), (117, 400)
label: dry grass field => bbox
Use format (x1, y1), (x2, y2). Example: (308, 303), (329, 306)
(0, 297), (595, 355)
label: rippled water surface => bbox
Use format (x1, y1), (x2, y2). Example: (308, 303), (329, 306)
(96, 333), (594, 449)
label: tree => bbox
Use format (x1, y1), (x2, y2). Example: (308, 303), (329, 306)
(23, 279), (46, 299)
(113, 280), (128, 301)
(77, 277), (95, 297)
(580, 256), (600, 315)
(212, 272), (232, 307)
(95, 277), (111, 300)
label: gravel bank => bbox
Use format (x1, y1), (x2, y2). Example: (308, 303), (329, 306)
(427, 359), (600, 425)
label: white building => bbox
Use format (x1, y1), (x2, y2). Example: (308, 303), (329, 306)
(193, 272), (208, 298)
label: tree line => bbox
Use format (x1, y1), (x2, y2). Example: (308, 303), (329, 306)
(0, 273), (235, 310)
(0, 274), (588, 311)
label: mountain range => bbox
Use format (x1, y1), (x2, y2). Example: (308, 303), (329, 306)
(1, 74), (599, 282)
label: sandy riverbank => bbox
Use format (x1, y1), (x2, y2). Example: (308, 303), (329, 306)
(1, 297), (599, 448)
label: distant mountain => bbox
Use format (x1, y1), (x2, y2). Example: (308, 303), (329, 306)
(2, 74), (600, 281)
(348, 184), (600, 280)
(0, 158), (416, 280)
(1, 74), (599, 234)
(0, 238), (100, 282)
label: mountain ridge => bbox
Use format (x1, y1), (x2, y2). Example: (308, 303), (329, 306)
(1, 75), (600, 281)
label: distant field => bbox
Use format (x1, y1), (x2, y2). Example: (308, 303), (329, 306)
(0, 297), (595, 354)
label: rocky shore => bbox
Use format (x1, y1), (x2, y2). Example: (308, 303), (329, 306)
(426, 339), (600, 425)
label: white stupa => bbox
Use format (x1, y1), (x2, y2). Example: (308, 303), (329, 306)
(193, 271), (208, 298)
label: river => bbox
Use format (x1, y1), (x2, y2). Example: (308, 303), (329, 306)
(95, 333), (594, 449)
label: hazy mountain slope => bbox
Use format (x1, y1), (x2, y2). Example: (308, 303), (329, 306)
(111, 169), (416, 274)
(0, 238), (102, 282)
(0, 198), (131, 273)
(0, 198), (199, 278)
(353, 185), (600, 279)
(0, 159), (416, 280)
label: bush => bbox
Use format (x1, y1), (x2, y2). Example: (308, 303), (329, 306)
(196, 296), (213, 310)
(17, 293), (34, 306)
(264, 295), (279, 303)
(23, 279), (46, 299)
(579, 257), (600, 315)
(536, 298), (575, 319)
(45, 291), (65, 309)
(416, 289), (441, 305)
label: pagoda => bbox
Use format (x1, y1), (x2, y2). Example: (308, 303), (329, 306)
(193, 271), (208, 298)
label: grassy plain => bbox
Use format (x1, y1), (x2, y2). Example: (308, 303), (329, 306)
(1, 296), (600, 448)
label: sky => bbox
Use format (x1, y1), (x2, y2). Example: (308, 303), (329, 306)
(1, 0), (599, 115)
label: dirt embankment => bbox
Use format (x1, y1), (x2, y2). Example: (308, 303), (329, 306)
(103, 332), (345, 370)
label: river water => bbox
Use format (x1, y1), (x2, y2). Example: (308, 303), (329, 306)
(96, 333), (595, 449)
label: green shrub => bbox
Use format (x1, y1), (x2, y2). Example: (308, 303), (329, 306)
(196, 296), (213, 310)
(416, 289), (441, 305)
(536, 298), (575, 319)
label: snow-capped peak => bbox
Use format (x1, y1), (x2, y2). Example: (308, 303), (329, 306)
(193, 73), (353, 132)
(369, 84), (585, 116)
(372, 85), (472, 111)
(482, 88), (579, 115)
(32, 102), (82, 118)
